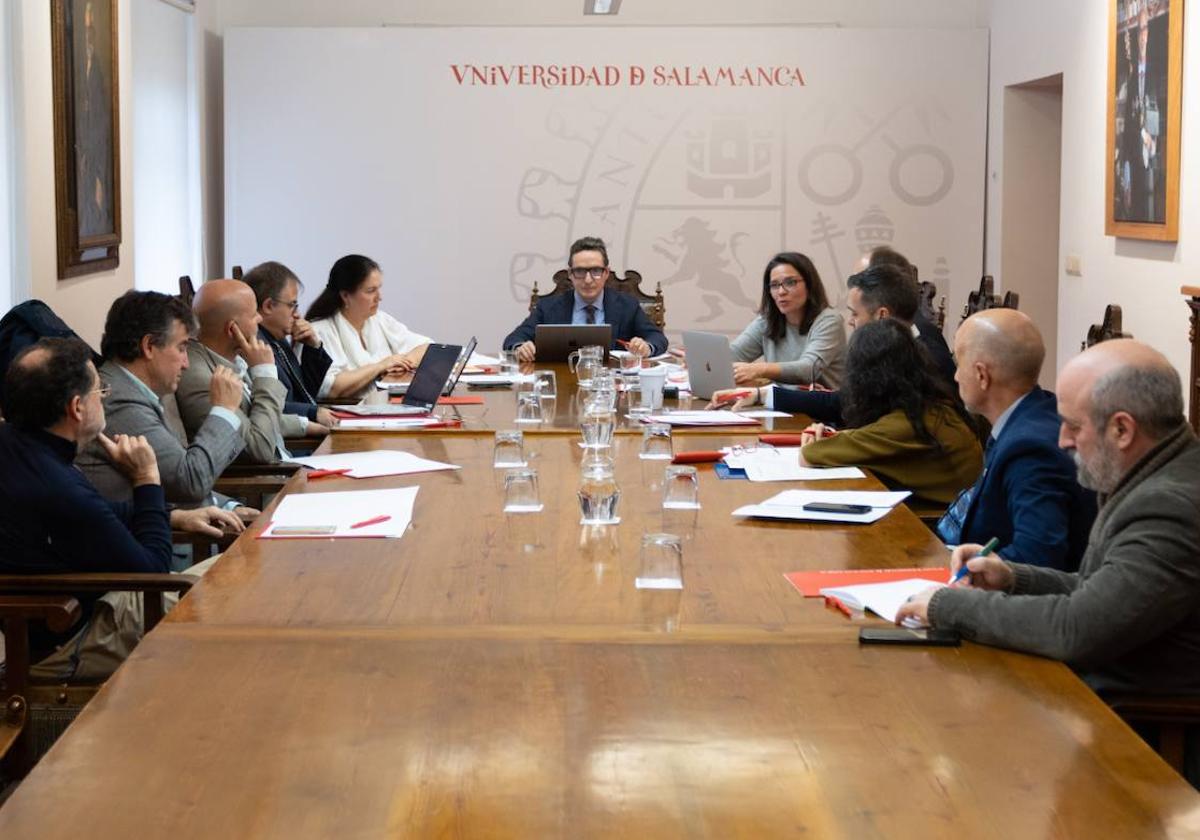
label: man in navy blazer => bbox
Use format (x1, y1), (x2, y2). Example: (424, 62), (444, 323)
(937, 309), (1096, 570)
(504, 236), (668, 361)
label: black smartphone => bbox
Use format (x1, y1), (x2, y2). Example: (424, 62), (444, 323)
(803, 502), (873, 515)
(858, 627), (961, 646)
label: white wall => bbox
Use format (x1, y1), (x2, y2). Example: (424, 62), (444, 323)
(985, 0), (1198, 400)
(196, 0), (990, 283)
(10, 0), (136, 347)
(0, 1), (17, 315)
(132, 0), (200, 293)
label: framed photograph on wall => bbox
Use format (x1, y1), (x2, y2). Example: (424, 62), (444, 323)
(1106, 0), (1185, 241)
(50, 0), (121, 278)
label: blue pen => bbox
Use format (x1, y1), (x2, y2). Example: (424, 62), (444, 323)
(950, 537), (1000, 585)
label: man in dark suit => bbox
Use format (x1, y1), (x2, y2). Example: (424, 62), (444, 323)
(936, 309), (1096, 570)
(241, 261), (336, 431)
(504, 236), (668, 361)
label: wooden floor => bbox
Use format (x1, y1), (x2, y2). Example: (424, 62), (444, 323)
(2, 366), (1198, 837)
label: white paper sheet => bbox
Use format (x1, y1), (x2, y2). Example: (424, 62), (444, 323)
(260, 486), (419, 539)
(732, 489), (911, 523)
(333, 417), (450, 430)
(737, 410), (793, 419)
(459, 373), (530, 386)
(643, 411), (758, 426)
(819, 579), (945, 623)
(289, 450), (459, 478)
(723, 448), (865, 482)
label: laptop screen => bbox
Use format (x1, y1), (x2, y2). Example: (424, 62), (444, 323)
(402, 343), (463, 409)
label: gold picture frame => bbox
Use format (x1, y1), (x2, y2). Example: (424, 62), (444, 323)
(50, 0), (122, 278)
(1106, 0), (1185, 241)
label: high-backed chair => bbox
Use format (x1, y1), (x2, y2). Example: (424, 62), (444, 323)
(1081, 304), (1132, 351)
(917, 280), (947, 331)
(530, 269), (666, 329)
(961, 275), (1020, 323)
(178, 275), (195, 308)
(232, 265), (244, 280)
(1108, 694), (1200, 776)
(1182, 286), (1200, 435)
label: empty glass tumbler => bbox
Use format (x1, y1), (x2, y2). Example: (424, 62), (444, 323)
(502, 467), (543, 513)
(493, 429), (526, 468)
(578, 460), (621, 525)
(639, 423), (673, 460)
(662, 464), (701, 509)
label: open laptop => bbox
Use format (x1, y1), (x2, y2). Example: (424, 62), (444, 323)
(534, 324), (612, 362)
(384, 336), (477, 398)
(360, 342), (463, 413)
(682, 330), (736, 399)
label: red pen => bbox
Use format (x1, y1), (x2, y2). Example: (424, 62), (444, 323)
(824, 595), (853, 619)
(350, 514), (391, 530)
(307, 468), (351, 479)
(617, 339), (631, 349)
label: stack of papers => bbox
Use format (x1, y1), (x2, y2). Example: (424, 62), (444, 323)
(333, 417), (452, 430)
(722, 448), (865, 482)
(290, 450), (459, 478)
(643, 411), (759, 426)
(459, 373), (530, 386)
(732, 489), (911, 523)
(260, 487), (419, 539)
(818, 578), (945, 623)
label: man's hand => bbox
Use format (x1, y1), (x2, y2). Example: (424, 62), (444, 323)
(732, 361), (766, 385)
(707, 387), (760, 411)
(315, 407), (338, 428)
(949, 543), (1015, 591)
(97, 432), (160, 487)
(233, 505), (260, 523)
(209, 366), (243, 412)
(305, 421), (330, 437)
(291, 316), (320, 348)
(894, 586), (939, 627)
(171, 505), (245, 538)
(231, 322), (275, 368)
(515, 341), (537, 363)
(627, 337), (651, 358)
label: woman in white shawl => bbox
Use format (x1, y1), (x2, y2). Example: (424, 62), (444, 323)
(307, 254), (432, 398)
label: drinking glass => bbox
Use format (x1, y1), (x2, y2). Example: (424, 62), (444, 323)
(502, 467), (543, 513)
(532, 369), (558, 400)
(580, 399), (616, 449)
(639, 422), (673, 460)
(515, 392), (543, 424)
(578, 459), (621, 525)
(499, 348), (519, 376)
(493, 429), (526, 468)
(635, 533), (684, 590)
(662, 464), (701, 509)
(617, 350), (643, 377)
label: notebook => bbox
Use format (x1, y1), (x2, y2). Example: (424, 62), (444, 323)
(818, 578), (946, 623)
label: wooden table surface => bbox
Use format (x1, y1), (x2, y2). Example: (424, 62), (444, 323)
(4, 423), (1200, 836)
(168, 433), (946, 629)
(357, 362), (809, 435)
(4, 625), (1199, 839)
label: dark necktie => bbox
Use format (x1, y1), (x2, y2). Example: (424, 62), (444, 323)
(935, 435), (995, 545)
(584, 304), (597, 325)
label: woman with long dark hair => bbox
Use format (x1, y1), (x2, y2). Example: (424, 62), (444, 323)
(308, 255), (431, 398)
(800, 319), (982, 505)
(728, 252), (846, 387)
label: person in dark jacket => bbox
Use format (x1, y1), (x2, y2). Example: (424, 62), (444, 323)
(937, 309), (1096, 570)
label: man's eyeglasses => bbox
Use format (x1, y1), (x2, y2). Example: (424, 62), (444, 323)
(91, 384), (112, 399)
(768, 278), (803, 293)
(568, 267), (608, 282)
(271, 298), (300, 312)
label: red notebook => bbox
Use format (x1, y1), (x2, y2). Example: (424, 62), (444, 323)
(387, 395), (485, 406)
(784, 567), (949, 597)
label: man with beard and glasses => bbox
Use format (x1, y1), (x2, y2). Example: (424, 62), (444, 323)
(897, 340), (1200, 704)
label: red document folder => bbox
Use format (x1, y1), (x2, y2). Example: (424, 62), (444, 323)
(784, 567), (950, 597)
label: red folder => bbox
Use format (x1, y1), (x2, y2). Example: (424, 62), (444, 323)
(671, 450), (724, 464)
(784, 567), (950, 597)
(387, 395), (485, 406)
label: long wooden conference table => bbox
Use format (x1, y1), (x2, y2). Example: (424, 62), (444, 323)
(2, 365), (1198, 837)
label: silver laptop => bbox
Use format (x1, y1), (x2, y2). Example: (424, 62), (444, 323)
(682, 330), (736, 399)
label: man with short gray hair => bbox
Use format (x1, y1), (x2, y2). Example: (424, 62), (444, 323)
(899, 339), (1200, 699)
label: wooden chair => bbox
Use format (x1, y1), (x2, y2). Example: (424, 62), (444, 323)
(531, 269), (666, 329)
(0, 573), (197, 778)
(1109, 693), (1200, 776)
(961, 275), (1020, 323)
(917, 281), (947, 331)
(1081, 304), (1133, 351)
(232, 265), (244, 280)
(1181, 287), (1200, 435)
(178, 275), (196, 308)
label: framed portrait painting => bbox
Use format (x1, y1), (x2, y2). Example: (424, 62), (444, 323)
(1106, 0), (1185, 241)
(51, 0), (121, 278)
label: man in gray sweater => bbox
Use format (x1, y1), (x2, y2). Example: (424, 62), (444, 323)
(898, 339), (1200, 697)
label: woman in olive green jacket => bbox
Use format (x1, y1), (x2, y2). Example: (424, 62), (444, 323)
(801, 319), (982, 505)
